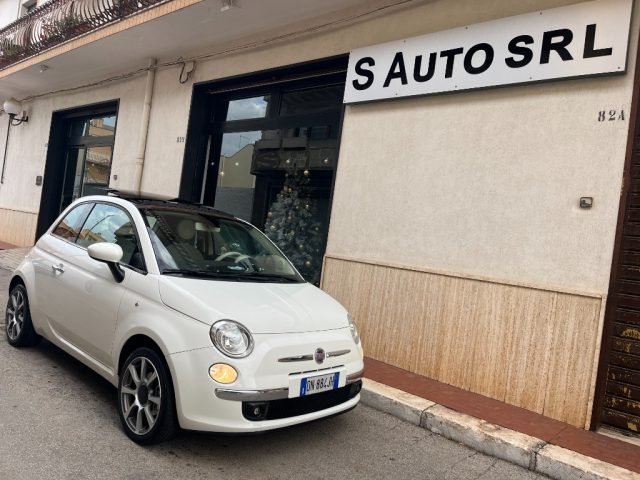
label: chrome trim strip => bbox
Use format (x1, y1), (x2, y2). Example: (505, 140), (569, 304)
(346, 369), (364, 384)
(277, 354), (313, 363)
(216, 367), (363, 401)
(215, 387), (289, 402)
(327, 349), (350, 358)
(277, 349), (351, 363)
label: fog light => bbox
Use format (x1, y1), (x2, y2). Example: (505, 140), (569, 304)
(209, 363), (238, 384)
(242, 401), (268, 420)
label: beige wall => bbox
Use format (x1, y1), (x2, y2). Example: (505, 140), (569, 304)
(0, 0), (636, 426)
(329, 75), (631, 294)
(0, 0), (19, 29)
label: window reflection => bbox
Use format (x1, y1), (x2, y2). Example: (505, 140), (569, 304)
(52, 203), (93, 242)
(70, 115), (116, 138)
(215, 131), (263, 221)
(83, 145), (112, 196)
(76, 204), (140, 266)
(226, 96), (270, 121)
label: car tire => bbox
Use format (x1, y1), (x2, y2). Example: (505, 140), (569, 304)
(5, 284), (41, 347)
(118, 347), (178, 445)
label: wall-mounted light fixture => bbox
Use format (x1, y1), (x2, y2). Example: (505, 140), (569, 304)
(3, 97), (28, 126)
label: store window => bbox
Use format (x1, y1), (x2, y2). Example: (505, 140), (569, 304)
(190, 68), (346, 285)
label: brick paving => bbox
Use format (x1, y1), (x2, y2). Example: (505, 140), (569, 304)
(0, 248), (30, 272)
(364, 357), (640, 474)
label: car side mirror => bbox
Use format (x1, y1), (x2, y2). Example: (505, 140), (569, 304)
(88, 243), (125, 283)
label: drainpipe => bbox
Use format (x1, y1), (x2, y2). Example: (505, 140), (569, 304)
(133, 58), (156, 194)
(1, 119), (11, 184)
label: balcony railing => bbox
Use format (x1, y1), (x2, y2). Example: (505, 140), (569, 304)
(0, 0), (171, 70)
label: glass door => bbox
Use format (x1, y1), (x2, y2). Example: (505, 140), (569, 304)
(60, 147), (86, 210)
(59, 113), (116, 213)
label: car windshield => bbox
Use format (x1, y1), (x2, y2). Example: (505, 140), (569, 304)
(139, 207), (303, 283)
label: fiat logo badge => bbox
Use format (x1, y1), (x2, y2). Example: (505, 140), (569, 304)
(314, 348), (326, 364)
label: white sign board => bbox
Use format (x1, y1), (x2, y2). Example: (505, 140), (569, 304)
(344, 0), (632, 104)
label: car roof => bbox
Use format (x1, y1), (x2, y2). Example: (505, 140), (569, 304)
(105, 189), (237, 220)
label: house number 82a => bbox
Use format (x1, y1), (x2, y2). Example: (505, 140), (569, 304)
(598, 110), (625, 122)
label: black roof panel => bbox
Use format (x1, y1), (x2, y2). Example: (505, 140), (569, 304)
(107, 189), (236, 219)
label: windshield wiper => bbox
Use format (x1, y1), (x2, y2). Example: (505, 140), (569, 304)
(161, 269), (232, 278)
(161, 269), (302, 283)
(240, 272), (303, 283)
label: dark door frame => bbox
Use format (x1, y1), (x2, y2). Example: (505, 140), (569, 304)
(36, 100), (119, 240)
(590, 29), (640, 430)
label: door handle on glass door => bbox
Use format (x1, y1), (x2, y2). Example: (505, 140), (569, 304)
(52, 264), (64, 274)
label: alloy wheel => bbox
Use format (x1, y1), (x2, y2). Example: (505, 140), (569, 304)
(120, 357), (162, 435)
(6, 289), (25, 341)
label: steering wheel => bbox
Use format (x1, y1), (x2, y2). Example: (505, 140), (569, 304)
(215, 251), (252, 264)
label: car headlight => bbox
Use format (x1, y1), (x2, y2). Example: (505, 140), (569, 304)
(210, 320), (254, 358)
(348, 314), (360, 345)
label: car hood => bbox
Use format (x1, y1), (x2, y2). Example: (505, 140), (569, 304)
(157, 276), (349, 334)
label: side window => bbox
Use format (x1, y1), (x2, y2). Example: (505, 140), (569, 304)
(77, 204), (144, 269)
(52, 203), (94, 242)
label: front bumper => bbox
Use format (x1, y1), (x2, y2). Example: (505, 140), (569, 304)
(240, 381), (362, 422)
(167, 329), (364, 433)
(214, 368), (364, 401)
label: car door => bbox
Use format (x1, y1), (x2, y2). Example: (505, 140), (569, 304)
(32, 202), (94, 334)
(40, 202), (142, 369)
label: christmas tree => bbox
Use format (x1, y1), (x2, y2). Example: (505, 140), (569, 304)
(264, 168), (323, 284)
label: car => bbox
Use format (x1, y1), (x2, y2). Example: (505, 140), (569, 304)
(4, 193), (364, 444)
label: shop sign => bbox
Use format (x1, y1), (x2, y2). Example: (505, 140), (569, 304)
(344, 0), (632, 104)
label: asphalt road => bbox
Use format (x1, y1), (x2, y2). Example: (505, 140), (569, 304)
(0, 267), (545, 480)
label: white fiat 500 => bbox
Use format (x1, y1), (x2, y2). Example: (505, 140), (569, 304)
(5, 193), (363, 444)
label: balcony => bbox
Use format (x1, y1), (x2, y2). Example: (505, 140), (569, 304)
(0, 0), (375, 100)
(0, 0), (172, 70)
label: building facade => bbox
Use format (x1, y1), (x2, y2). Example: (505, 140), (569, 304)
(0, 0), (638, 436)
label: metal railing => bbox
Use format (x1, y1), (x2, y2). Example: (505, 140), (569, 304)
(0, 0), (171, 70)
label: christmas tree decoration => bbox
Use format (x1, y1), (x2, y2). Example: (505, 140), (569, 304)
(264, 167), (323, 285)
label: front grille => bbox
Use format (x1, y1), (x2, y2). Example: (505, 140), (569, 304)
(242, 381), (362, 421)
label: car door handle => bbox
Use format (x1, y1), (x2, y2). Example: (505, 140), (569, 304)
(52, 264), (65, 274)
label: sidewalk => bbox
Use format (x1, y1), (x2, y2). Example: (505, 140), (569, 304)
(362, 357), (640, 480)
(0, 247), (29, 271)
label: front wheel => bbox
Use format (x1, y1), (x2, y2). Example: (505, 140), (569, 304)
(5, 284), (40, 347)
(118, 347), (178, 445)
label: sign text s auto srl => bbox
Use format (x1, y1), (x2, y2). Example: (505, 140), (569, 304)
(344, 0), (633, 104)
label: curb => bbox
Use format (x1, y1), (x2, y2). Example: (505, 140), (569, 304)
(361, 379), (640, 480)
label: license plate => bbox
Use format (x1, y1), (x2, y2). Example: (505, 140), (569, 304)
(299, 372), (340, 397)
